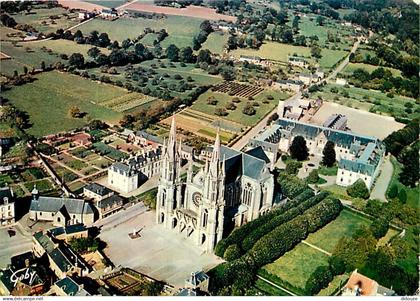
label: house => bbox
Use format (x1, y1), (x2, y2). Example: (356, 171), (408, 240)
(248, 118), (385, 189)
(100, 9), (118, 19)
(323, 114), (348, 130)
(32, 231), (90, 279)
(0, 186), (15, 226)
(239, 55), (262, 65)
(287, 55), (309, 67)
(29, 187), (95, 226)
(314, 69), (325, 81)
(53, 277), (90, 296)
(342, 270), (395, 296)
(0, 252), (48, 296)
(336, 78), (347, 86)
(274, 79), (303, 92)
(298, 73), (313, 85)
(83, 183), (114, 202)
(48, 224), (88, 242)
(108, 162), (140, 194)
(78, 11), (94, 20)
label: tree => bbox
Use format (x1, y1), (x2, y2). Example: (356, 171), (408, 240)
(285, 160), (302, 175)
(197, 49), (212, 64)
(316, 15), (325, 26)
(346, 179), (370, 199)
(398, 189), (407, 204)
(87, 47), (100, 58)
(387, 184), (398, 199)
(69, 106), (81, 118)
(69, 53), (85, 68)
(200, 20), (213, 33)
(290, 136), (309, 161)
(215, 107), (228, 116)
(179, 46), (194, 63)
(305, 266), (332, 295)
(322, 141), (336, 167)
(242, 103), (256, 116)
(370, 217), (389, 239)
(40, 61), (46, 70)
(311, 44), (322, 59)
(98, 32), (111, 47)
(166, 44), (179, 62)
(220, 67), (235, 81)
(307, 169), (319, 184)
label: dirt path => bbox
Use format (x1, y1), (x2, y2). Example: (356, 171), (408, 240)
(301, 240), (332, 256)
(256, 275), (297, 296)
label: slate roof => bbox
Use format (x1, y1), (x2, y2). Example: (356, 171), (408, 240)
(109, 162), (138, 176)
(97, 195), (123, 209)
(55, 277), (90, 296)
(49, 224), (87, 237)
(245, 146), (270, 164)
(0, 267), (44, 292)
(33, 231), (56, 253)
(84, 183), (112, 197)
(186, 271), (209, 286)
(30, 196), (94, 215)
(135, 131), (163, 144)
(0, 186), (13, 205)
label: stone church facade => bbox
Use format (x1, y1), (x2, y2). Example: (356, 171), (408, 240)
(156, 118), (275, 252)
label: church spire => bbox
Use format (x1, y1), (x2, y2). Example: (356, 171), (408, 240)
(167, 116), (177, 159)
(210, 129), (221, 176)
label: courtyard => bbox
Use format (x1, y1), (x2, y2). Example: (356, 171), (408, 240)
(0, 225), (32, 269)
(99, 210), (223, 288)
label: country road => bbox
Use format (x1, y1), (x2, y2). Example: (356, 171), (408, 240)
(230, 36), (363, 151)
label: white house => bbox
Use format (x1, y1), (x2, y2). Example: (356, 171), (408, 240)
(0, 187), (15, 226)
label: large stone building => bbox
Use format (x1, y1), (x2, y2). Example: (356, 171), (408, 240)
(248, 118), (385, 189)
(29, 187), (95, 226)
(156, 118), (275, 252)
(0, 186), (15, 226)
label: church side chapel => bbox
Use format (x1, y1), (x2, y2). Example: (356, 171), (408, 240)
(156, 117), (276, 252)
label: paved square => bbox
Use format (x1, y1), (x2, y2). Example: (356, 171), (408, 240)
(99, 210), (223, 288)
(0, 226), (32, 269)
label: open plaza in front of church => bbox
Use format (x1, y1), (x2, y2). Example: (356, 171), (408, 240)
(99, 210), (223, 288)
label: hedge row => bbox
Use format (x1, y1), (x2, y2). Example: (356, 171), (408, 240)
(211, 197), (343, 294)
(241, 191), (329, 252)
(278, 173), (308, 199)
(215, 188), (314, 258)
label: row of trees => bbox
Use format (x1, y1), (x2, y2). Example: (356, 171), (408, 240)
(192, 20), (213, 50)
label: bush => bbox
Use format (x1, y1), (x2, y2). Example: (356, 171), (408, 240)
(346, 179), (370, 199)
(305, 266), (333, 295)
(307, 169), (319, 184)
(224, 244), (241, 261)
(242, 103), (256, 115)
(387, 184), (398, 199)
(328, 255), (346, 276)
(278, 173), (307, 199)
(285, 160), (302, 175)
(370, 217), (389, 239)
(398, 189), (407, 204)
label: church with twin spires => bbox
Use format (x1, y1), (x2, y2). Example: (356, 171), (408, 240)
(156, 117), (276, 252)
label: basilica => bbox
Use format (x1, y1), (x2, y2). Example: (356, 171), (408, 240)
(156, 117), (275, 252)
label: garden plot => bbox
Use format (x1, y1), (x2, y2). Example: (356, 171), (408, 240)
(101, 93), (157, 112)
(211, 82), (264, 98)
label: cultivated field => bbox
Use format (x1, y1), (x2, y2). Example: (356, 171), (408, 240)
(58, 0), (107, 11)
(340, 62), (402, 77)
(124, 3), (237, 22)
(83, 0), (128, 8)
(1, 71), (126, 137)
(309, 101), (405, 139)
(75, 16), (203, 48)
(231, 42), (348, 69)
(190, 89), (288, 127)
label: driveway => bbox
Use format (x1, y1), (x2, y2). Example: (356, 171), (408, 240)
(370, 156), (393, 202)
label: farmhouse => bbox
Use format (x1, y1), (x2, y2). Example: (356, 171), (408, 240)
(29, 187), (95, 226)
(287, 55), (309, 67)
(100, 9), (118, 19)
(336, 78), (347, 86)
(239, 55), (262, 65)
(248, 118), (385, 189)
(0, 186), (15, 226)
(298, 73), (313, 85)
(274, 79), (303, 93)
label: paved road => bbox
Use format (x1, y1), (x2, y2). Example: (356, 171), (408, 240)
(370, 156), (393, 202)
(93, 201), (147, 230)
(230, 36), (362, 152)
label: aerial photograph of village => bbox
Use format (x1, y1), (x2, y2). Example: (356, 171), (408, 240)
(0, 0), (418, 298)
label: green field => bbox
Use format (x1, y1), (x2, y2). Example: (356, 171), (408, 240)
(311, 84), (420, 120)
(387, 156), (419, 208)
(305, 208), (372, 253)
(75, 16), (203, 48)
(84, 0), (128, 8)
(190, 89), (288, 126)
(1, 71), (124, 136)
(201, 32), (228, 54)
(341, 62), (402, 77)
(254, 279), (291, 296)
(263, 243), (330, 292)
(231, 41), (348, 69)
(12, 7), (79, 34)
(317, 274), (349, 296)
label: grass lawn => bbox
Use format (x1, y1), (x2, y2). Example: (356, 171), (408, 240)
(53, 165), (79, 183)
(190, 89), (288, 126)
(341, 62), (402, 77)
(93, 142), (128, 161)
(1, 71), (124, 137)
(317, 274), (349, 296)
(263, 242), (330, 293)
(305, 208), (372, 253)
(12, 7), (79, 34)
(377, 228), (400, 247)
(318, 165), (338, 176)
(24, 179), (54, 193)
(254, 279), (291, 296)
(10, 184), (25, 198)
(320, 184), (351, 200)
(0, 174), (15, 186)
(387, 156), (419, 208)
(76, 16), (202, 48)
(66, 159), (89, 171)
(231, 42), (348, 69)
